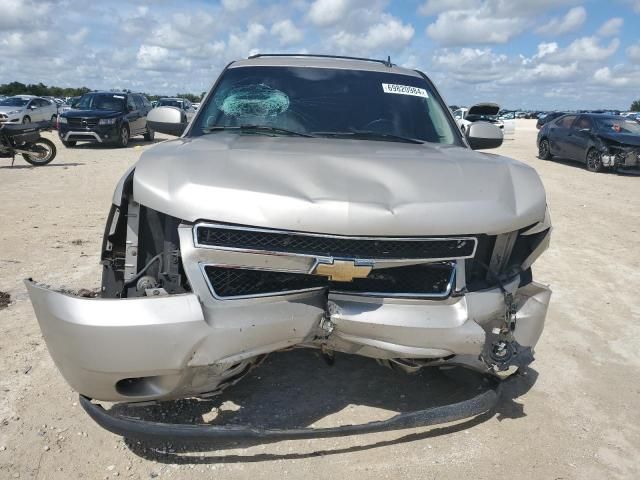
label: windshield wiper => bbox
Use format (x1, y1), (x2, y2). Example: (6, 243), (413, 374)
(312, 130), (424, 144)
(202, 125), (315, 138)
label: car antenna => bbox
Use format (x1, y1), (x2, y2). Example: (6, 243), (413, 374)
(386, 56), (392, 67)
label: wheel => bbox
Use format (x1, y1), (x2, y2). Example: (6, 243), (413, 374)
(22, 116), (31, 124)
(144, 127), (155, 141)
(21, 139), (57, 166)
(538, 138), (552, 160)
(51, 115), (57, 127)
(117, 125), (130, 148)
(62, 140), (76, 147)
(586, 148), (603, 172)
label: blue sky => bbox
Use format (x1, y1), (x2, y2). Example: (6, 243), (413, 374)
(2, 0), (640, 109)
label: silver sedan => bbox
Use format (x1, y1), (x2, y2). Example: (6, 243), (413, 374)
(0, 95), (58, 124)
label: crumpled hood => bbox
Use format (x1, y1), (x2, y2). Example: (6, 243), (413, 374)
(598, 131), (640, 147)
(132, 133), (547, 236)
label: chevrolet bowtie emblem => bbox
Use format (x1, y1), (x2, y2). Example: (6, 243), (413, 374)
(312, 260), (372, 282)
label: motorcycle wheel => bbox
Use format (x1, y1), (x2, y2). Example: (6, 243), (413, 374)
(22, 139), (57, 166)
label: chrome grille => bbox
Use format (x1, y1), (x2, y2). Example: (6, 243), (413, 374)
(67, 117), (99, 128)
(204, 262), (455, 299)
(195, 224), (477, 260)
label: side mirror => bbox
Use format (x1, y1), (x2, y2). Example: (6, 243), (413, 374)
(466, 122), (503, 150)
(147, 106), (187, 136)
(127, 105), (135, 112)
(29, 105), (38, 110)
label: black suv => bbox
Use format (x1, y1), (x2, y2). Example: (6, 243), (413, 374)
(58, 92), (154, 147)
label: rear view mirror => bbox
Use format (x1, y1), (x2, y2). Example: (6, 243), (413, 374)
(466, 122), (503, 150)
(147, 106), (187, 136)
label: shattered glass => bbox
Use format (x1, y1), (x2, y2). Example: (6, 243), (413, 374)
(217, 84), (290, 118)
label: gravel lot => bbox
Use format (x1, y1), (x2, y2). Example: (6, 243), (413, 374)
(0, 120), (639, 479)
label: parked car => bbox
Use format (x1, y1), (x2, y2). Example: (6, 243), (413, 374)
(537, 113), (640, 172)
(27, 54), (552, 439)
(59, 96), (81, 114)
(536, 111), (566, 130)
(453, 103), (515, 137)
(156, 97), (197, 122)
(57, 91), (154, 147)
(0, 95), (58, 125)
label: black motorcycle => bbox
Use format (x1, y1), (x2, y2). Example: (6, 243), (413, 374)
(0, 121), (57, 166)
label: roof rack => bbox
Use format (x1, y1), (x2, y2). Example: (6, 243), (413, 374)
(247, 53), (394, 68)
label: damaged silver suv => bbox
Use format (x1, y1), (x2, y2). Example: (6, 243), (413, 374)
(27, 55), (551, 440)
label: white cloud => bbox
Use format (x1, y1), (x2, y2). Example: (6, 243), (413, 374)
(222, 0), (252, 11)
(626, 43), (640, 63)
(67, 28), (89, 45)
(593, 66), (635, 87)
(418, 0), (480, 16)
(597, 18), (623, 37)
(427, 7), (525, 46)
(535, 7), (586, 36)
(137, 45), (171, 70)
(308, 0), (352, 27)
(227, 23), (268, 58)
(432, 48), (510, 82)
(331, 17), (414, 53)
(271, 20), (304, 45)
(551, 36), (620, 63)
(0, 0), (53, 30)
(619, 0), (640, 13)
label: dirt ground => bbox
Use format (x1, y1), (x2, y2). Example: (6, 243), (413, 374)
(0, 120), (639, 479)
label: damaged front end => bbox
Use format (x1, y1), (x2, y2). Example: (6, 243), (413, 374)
(599, 142), (640, 171)
(26, 168), (551, 439)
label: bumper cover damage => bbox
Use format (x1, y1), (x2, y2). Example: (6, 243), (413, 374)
(25, 277), (550, 403)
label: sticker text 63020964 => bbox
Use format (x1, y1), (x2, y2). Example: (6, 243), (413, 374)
(381, 83), (429, 98)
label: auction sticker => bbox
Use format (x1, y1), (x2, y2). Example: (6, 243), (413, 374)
(382, 83), (428, 98)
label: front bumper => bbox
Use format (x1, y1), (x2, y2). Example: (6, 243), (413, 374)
(25, 275), (551, 403)
(58, 124), (119, 143)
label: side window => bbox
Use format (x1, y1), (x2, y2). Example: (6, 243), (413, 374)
(557, 115), (576, 128)
(133, 95), (144, 110)
(141, 96), (151, 108)
(575, 116), (592, 130)
(453, 109), (463, 120)
(127, 95), (137, 111)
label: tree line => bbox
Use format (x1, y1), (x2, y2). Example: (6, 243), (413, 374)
(0, 82), (205, 102)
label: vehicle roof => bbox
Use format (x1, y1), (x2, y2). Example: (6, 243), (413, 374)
(230, 55), (423, 78)
(11, 95), (37, 99)
(159, 97), (187, 101)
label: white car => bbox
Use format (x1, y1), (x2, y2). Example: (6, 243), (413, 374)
(156, 97), (197, 122)
(0, 95), (58, 124)
(453, 103), (515, 138)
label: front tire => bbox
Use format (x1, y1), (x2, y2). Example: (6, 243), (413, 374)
(144, 127), (155, 141)
(117, 125), (130, 148)
(538, 138), (552, 160)
(22, 116), (31, 124)
(62, 140), (76, 148)
(586, 148), (603, 172)
(22, 139), (57, 166)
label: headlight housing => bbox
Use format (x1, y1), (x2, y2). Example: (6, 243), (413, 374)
(99, 118), (118, 125)
(8, 110), (21, 115)
(58, 117), (67, 124)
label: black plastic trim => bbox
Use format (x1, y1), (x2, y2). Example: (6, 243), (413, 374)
(79, 382), (500, 441)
